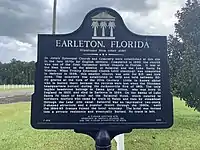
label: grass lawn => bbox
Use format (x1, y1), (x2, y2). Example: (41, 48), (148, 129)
(0, 98), (200, 150)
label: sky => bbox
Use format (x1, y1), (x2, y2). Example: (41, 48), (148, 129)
(0, 0), (186, 63)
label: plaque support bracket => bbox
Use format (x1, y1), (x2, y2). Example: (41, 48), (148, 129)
(74, 128), (132, 150)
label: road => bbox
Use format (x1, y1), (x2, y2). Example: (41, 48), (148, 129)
(0, 89), (33, 104)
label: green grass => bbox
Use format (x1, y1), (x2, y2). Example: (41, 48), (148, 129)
(0, 98), (200, 150)
(0, 102), (116, 150)
(124, 98), (200, 150)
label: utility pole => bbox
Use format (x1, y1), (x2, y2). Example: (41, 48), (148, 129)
(52, 0), (57, 34)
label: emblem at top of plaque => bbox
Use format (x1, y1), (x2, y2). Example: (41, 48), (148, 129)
(91, 11), (116, 40)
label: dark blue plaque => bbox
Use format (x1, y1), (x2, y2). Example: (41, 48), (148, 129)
(31, 7), (173, 130)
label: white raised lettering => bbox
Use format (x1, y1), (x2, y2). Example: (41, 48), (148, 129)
(56, 40), (61, 47)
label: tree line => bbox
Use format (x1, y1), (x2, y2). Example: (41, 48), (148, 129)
(0, 59), (35, 85)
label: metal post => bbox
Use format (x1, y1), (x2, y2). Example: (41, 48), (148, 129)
(74, 128), (132, 150)
(95, 130), (111, 150)
(52, 0), (57, 34)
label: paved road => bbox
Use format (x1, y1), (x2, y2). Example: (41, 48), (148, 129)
(0, 89), (33, 98)
(0, 89), (33, 104)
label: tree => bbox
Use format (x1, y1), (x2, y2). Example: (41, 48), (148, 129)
(108, 21), (115, 37)
(167, 35), (184, 96)
(91, 21), (99, 37)
(100, 21), (107, 36)
(168, 0), (200, 111)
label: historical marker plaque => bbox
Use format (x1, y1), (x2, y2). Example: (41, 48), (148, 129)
(31, 7), (173, 130)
